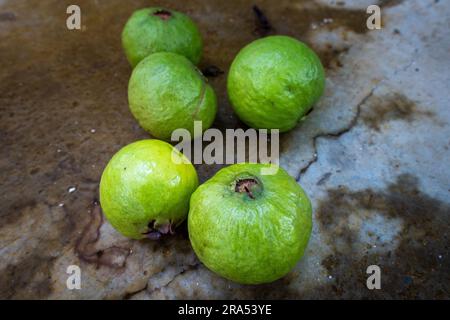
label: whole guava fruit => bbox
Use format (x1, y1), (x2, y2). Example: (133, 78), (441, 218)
(188, 163), (312, 284)
(227, 35), (325, 132)
(122, 7), (203, 67)
(99, 139), (198, 240)
(128, 52), (217, 141)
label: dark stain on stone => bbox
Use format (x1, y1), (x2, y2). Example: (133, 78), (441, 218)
(57, 154), (81, 173)
(316, 45), (350, 70)
(284, 2), (370, 36)
(0, 255), (54, 299)
(1, 199), (37, 227)
(248, 0), (377, 75)
(361, 93), (435, 131)
(316, 174), (450, 298)
(75, 201), (131, 269)
(378, 0), (405, 8)
(247, 0), (373, 54)
(30, 167), (40, 175)
(155, 222), (193, 256)
(252, 5), (274, 37)
(0, 197), (82, 298)
(0, 12), (16, 22)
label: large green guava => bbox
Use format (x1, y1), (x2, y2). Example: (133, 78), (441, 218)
(227, 35), (325, 132)
(128, 52), (217, 141)
(188, 163), (312, 284)
(99, 139), (198, 240)
(122, 7), (203, 67)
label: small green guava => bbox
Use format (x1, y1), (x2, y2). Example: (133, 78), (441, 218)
(122, 7), (203, 67)
(128, 52), (217, 141)
(188, 163), (312, 284)
(99, 139), (198, 240)
(227, 35), (325, 132)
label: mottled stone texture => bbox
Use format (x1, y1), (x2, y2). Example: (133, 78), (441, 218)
(0, 0), (449, 299)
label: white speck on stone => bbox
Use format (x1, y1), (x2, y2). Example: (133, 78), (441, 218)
(68, 186), (77, 193)
(328, 275), (333, 279)
(438, 255), (443, 259)
(57, 149), (62, 153)
(58, 203), (64, 207)
(90, 129), (96, 133)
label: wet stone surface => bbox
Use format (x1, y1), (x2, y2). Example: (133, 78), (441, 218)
(0, 0), (449, 299)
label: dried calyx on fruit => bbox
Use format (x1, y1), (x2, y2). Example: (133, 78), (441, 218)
(153, 9), (172, 20)
(234, 177), (262, 199)
(99, 140), (198, 240)
(143, 219), (175, 240)
(188, 163), (313, 284)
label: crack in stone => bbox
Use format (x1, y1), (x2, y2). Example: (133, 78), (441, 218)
(396, 49), (418, 75)
(125, 262), (202, 299)
(123, 281), (149, 300)
(155, 263), (201, 291)
(296, 87), (377, 182)
(75, 200), (131, 269)
(295, 47), (420, 182)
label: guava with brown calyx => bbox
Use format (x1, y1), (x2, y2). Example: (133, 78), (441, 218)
(100, 139), (198, 240)
(188, 163), (312, 284)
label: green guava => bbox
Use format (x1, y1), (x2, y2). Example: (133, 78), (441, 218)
(227, 35), (325, 132)
(128, 52), (217, 141)
(99, 139), (198, 240)
(188, 163), (312, 284)
(122, 7), (203, 67)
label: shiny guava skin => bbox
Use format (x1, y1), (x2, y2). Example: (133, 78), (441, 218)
(227, 35), (325, 132)
(188, 163), (312, 284)
(122, 7), (203, 67)
(128, 52), (217, 141)
(99, 140), (198, 240)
